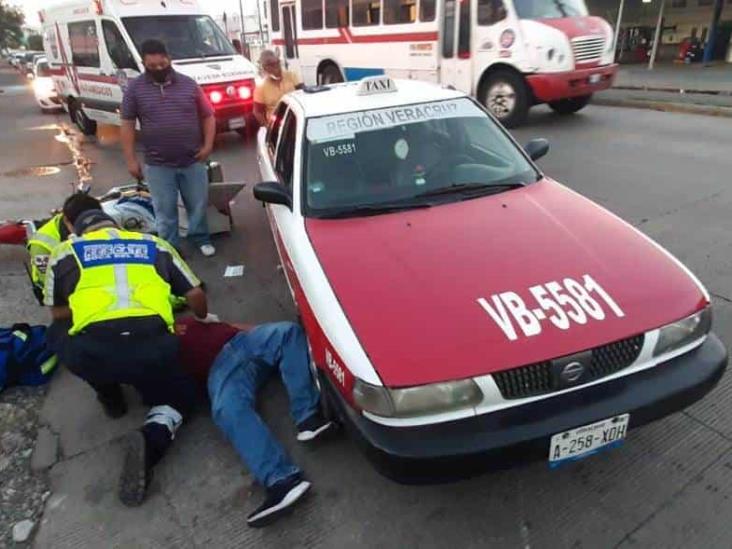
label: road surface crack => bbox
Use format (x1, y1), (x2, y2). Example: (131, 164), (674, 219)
(612, 446), (732, 547)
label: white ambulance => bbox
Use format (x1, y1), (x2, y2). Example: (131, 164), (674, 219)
(40, 0), (258, 136)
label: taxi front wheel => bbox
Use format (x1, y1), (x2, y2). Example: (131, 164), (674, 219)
(480, 70), (529, 129)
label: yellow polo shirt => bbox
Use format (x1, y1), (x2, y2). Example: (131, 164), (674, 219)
(253, 70), (301, 120)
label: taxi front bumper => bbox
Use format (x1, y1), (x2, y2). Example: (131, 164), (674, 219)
(527, 64), (618, 103)
(327, 333), (727, 483)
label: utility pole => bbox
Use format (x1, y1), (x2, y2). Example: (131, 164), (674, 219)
(256, 0), (265, 45)
(612, 0), (625, 60)
(223, 11), (229, 38)
(648, 0), (665, 70)
(239, 0), (246, 47)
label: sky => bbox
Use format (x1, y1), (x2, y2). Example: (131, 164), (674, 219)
(11, 0), (259, 29)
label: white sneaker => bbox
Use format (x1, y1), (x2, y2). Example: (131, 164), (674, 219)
(199, 244), (216, 257)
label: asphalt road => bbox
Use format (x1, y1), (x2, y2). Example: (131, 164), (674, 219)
(2, 65), (732, 548)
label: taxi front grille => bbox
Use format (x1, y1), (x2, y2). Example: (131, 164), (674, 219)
(493, 334), (645, 400)
(571, 36), (606, 64)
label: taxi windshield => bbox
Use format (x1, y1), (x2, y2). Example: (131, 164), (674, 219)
(304, 98), (537, 217)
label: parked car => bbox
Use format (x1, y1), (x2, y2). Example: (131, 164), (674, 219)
(31, 57), (62, 112)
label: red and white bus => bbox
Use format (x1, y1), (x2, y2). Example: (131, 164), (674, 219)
(269, 0), (618, 126)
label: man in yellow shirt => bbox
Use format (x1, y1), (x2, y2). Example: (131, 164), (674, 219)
(253, 50), (302, 126)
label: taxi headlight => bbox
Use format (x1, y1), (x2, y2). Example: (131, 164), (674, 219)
(353, 378), (482, 418)
(653, 307), (711, 357)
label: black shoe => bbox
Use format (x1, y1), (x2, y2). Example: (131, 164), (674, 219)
(296, 412), (333, 442)
(97, 390), (127, 419)
(119, 431), (151, 507)
(247, 474), (311, 528)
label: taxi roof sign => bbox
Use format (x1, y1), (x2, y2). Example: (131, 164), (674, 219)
(357, 76), (398, 96)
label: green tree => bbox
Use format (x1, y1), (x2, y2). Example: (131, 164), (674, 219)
(27, 33), (43, 51)
(0, 0), (25, 50)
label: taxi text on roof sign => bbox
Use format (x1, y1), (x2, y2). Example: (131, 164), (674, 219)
(357, 76), (398, 96)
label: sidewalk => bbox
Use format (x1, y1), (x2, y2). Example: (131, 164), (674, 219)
(593, 63), (732, 117)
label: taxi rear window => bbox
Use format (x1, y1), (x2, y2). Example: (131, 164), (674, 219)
(304, 98), (536, 215)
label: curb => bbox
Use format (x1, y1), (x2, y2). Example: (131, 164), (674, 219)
(592, 97), (732, 118)
(612, 85), (732, 96)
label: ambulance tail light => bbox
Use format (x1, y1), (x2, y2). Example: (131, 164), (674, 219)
(238, 82), (253, 100)
(353, 378), (482, 418)
(209, 90), (223, 104)
(653, 307), (711, 357)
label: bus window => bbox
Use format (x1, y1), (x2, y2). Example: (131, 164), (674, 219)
(384, 0), (416, 24)
(478, 0), (507, 25)
(326, 0), (350, 27)
(442, 0), (456, 58)
(420, 0), (436, 21)
(302, 0), (324, 29)
(457, 0), (471, 58)
(271, 0), (281, 31)
(353, 0), (381, 26)
(68, 21), (100, 68)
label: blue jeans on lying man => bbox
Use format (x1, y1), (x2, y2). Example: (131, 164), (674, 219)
(207, 322), (321, 487)
(145, 162), (210, 248)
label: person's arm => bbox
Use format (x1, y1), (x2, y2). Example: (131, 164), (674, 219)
(253, 102), (267, 126)
(185, 286), (208, 319)
(194, 87), (216, 162)
(195, 115), (216, 162)
(51, 306), (71, 320)
(120, 84), (142, 179)
(43, 244), (79, 321)
(121, 120), (142, 179)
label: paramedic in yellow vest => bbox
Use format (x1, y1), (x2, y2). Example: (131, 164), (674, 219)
(27, 195), (101, 303)
(44, 197), (215, 507)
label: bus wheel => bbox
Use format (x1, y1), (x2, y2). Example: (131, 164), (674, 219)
(70, 101), (97, 136)
(548, 94), (592, 115)
(319, 64), (344, 85)
(481, 70), (528, 128)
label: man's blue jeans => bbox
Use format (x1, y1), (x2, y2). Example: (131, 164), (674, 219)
(145, 163), (210, 247)
(207, 322), (320, 487)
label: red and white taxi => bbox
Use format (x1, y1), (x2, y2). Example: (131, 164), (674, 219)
(254, 76), (727, 481)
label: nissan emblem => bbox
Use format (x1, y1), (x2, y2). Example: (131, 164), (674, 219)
(561, 361), (585, 383)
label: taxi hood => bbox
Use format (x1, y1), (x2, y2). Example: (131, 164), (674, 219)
(305, 179), (707, 387)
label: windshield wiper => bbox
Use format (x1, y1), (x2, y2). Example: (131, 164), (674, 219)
(415, 182), (524, 199)
(316, 202), (432, 219)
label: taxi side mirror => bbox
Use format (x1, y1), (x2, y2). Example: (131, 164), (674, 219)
(253, 181), (292, 210)
(524, 138), (549, 161)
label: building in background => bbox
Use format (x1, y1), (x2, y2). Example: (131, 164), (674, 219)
(587, 0), (732, 62)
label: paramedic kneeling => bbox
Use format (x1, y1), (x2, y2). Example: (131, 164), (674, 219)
(44, 205), (211, 507)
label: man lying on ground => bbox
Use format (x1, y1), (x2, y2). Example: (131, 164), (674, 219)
(175, 317), (333, 527)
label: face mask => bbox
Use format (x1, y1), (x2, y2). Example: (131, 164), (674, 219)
(147, 66), (172, 84)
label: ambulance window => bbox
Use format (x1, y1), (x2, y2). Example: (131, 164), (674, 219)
(302, 0), (324, 29)
(267, 102), (289, 157)
(457, 0), (471, 58)
(420, 0), (436, 21)
(353, 0), (381, 26)
(275, 112), (298, 189)
(478, 0), (507, 25)
(68, 21), (100, 68)
(326, 0), (350, 27)
(384, 0), (416, 23)
(102, 21), (138, 71)
(271, 0), (281, 31)
(442, 0), (456, 58)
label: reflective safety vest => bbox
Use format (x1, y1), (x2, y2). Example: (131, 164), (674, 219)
(27, 214), (63, 288)
(62, 228), (174, 335)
